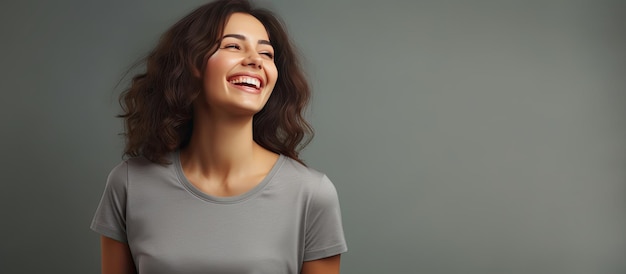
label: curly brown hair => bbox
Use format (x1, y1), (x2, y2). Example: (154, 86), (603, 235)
(118, 0), (313, 165)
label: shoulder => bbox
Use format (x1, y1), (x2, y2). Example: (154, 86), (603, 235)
(120, 154), (175, 176)
(279, 156), (327, 186)
(123, 155), (164, 171)
(104, 160), (129, 191)
(107, 156), (151, 179)
(279, 156), (339, 203)
(105, 155), (168, 188)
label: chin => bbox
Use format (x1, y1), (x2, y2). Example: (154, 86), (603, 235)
(225, 103), (267, 117)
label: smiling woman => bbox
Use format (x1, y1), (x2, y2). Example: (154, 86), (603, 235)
(199, 13), (278, 118)
(90, 1), (347, 273)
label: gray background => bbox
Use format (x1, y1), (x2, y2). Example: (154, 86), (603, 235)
(1, 0), (624, 273)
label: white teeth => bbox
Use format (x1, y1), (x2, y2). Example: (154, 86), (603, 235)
(229, 76), (261, 89)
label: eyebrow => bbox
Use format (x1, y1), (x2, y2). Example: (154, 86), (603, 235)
(222, 34), (272, 46)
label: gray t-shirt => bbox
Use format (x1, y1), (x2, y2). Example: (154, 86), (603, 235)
(91, 152), (347, 274)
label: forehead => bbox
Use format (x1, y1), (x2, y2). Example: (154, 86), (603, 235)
(222, 12), (269, 40)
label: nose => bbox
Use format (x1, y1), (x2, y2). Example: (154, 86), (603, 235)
(243, 52), (263, 69)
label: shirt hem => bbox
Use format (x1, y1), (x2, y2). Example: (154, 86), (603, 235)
(90, 223), (128, 243)
(303, 244), (348, 261)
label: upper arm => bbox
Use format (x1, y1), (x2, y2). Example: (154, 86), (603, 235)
(91, 161), (130, 243)
(301, 255), (341, 274)
(301, 254), (341, 274)
(303, 175), (347, 260)
(100, 236), (136, 274)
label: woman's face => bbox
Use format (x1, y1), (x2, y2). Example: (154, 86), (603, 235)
(198, 12), (278, 117)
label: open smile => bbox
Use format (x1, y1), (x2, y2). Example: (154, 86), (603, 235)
(227, 74), (264, 93)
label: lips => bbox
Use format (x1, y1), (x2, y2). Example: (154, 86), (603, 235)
(227, 73), (264, 90)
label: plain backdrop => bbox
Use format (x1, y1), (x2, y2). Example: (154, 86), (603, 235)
(1, 0), (624, 273)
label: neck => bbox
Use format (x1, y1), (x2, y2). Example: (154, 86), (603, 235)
(181, 111), (261, 177)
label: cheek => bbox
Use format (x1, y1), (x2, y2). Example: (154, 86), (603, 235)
(265, 63), (279, 86)
(206, 56), (228, 78)
(203, 58), (229, 96)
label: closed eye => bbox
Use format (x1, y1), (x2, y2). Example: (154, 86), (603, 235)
(261, 52), (274, 59)
(223, 44), (241, 50)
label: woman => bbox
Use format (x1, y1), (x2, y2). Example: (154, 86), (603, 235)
(90, 0), (347, 273)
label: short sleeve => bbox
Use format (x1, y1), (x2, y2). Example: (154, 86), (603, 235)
(90, 161), (129, 243)
(303, 175), (348, 261)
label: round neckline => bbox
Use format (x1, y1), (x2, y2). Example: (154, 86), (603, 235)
(173, 151), (285, 204)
